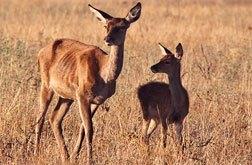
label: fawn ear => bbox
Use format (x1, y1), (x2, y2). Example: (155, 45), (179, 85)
(125, 2), (141, 23)
(158, 43), (173, 55)
(89, 4), (113, 24)
(175, 43), (183, 59)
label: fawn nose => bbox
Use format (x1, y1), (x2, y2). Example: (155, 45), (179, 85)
(150, 65), (158, 73)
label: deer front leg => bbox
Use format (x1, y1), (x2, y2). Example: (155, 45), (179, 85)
(77, 94), (93, 165)
(49, 97), (73, 163)
(71, 104), (99, 161)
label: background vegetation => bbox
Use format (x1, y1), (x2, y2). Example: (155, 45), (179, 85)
(0, 0), (251, 164)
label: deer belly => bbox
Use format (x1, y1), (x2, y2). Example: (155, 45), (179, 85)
(50, 80), (76, 99)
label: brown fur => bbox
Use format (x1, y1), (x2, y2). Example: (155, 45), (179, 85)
(137, 43), (189, 148)
(34, 3), (141, 164)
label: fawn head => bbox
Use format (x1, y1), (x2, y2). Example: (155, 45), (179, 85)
(151, 43), (183, 75)
(89, 2), (141, 46)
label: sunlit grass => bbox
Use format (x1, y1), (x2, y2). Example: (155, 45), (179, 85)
(0, 0), (251, 164)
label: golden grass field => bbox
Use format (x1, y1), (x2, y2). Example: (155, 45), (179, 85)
(0, 0), (251, 164)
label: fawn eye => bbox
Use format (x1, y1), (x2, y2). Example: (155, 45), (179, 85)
(113, 28), (120, 33)
(165, 60), (170, 64)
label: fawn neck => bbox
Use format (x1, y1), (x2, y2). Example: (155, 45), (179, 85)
(104, 43), (124, 83)
(167, 67), (184, 108)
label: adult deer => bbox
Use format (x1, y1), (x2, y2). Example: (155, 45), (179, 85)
(137, 43), (189, 148)
(34, 2), (141, 164)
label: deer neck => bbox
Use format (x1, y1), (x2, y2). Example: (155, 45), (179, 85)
(167, 69), (184, 108)
(103, 43), (124, 83)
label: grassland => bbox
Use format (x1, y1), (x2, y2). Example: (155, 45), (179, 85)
(0, 0), (251, 164)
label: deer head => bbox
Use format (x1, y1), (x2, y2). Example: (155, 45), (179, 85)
(89, 2), (141, 46)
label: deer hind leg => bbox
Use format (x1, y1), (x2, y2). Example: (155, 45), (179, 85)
(49, 97), (73, 163)
(71, 104), (99, 161)
(77, 94), (93, 165)
(35, 84), (54, 155)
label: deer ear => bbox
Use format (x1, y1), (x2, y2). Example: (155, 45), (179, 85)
(158, 43), (173, 55)
(176, 43), (183, 59)
(125, 2), (141, 23)
(88, 4), (113, 24)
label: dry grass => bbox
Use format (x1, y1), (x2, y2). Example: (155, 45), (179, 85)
(0, 0), (251, 164)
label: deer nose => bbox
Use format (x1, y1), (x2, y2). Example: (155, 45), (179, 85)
(104, 36), (113, 43)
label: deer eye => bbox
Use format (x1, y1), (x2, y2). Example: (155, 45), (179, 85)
(104, 26), (109, 32)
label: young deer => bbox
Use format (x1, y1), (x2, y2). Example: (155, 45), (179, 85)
(137, 43), (189, 148)
(34, 3), (141, 164)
